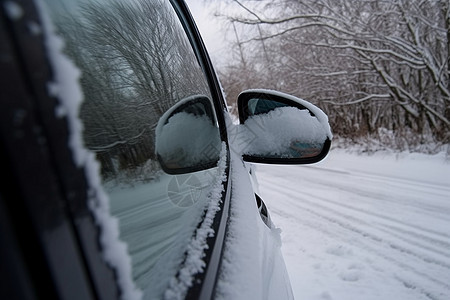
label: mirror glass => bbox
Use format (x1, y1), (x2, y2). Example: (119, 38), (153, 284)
(247, 98), (290, 115)
(243, 98), (328, 159)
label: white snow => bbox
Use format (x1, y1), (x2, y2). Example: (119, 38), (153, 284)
(241, 89), (333, 139)
(215, 151), (294, 300)
(165, 143), (228, 300)
(243, 106), (328, 157)
(254, 148), (450, 300)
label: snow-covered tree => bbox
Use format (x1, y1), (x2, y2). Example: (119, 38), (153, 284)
(219, 0), (450, 150)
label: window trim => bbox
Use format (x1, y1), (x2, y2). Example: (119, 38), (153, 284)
(169, 1), (231, 299)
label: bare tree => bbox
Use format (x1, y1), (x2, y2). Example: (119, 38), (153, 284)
(219, 0), (450, 150)
(54, 0), (209, 176)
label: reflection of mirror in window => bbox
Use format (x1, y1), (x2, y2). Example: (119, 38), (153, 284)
(156, 95), (221, 174)
(44, 0), (223, 298)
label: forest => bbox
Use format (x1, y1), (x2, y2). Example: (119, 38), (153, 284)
(215, 0), (450, 153)
(53, 0), (210, 178)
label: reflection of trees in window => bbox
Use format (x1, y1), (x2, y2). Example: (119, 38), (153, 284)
(54, 0), (210, 180)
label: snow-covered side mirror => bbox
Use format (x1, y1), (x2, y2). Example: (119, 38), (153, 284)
(238, 89), (332, 164)
(155, 95), (221, 174)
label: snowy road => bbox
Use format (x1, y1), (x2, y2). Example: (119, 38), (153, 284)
(255, 150), (450, 300)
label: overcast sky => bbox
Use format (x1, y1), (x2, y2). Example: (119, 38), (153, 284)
(184, 0), (230, 66)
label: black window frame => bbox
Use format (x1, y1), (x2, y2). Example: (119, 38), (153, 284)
(0, 0), (118, 298)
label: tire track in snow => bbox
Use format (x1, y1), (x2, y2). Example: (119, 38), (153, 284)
(300, 172), (450, 223)
(267, 202), (448, 300)
(258, 174), (450, 299)
(295, 185), (450, 255)
(264, 165), (450, 218)
(377, 224), (450, 258)
(278, 187), (450, 279)
(262, 175), (450, 250)
(258, 167), (450, 240)
(307, 165), (450, 197)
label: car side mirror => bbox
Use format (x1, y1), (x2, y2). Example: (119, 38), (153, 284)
(237, 89), (332, 164)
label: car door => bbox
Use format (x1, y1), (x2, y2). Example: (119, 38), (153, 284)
(1, 0), (232, 299)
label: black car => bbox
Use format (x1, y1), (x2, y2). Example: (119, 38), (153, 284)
(0, 0), (331, 299)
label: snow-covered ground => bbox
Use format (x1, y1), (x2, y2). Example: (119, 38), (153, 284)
(254, 149), (450, 300)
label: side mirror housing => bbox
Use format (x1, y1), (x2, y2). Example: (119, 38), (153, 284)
(237, 89), (332, 164)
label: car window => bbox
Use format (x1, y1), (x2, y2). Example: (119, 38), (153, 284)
(42, 0), (223, 297)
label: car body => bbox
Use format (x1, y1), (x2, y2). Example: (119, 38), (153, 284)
(0, 0), (331, 299)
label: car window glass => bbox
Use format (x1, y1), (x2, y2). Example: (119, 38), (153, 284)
(43, 0), (223, 297)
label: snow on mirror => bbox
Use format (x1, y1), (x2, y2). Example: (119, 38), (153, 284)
(240, 91), (331, 163)
(244, 105), (326, 158)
